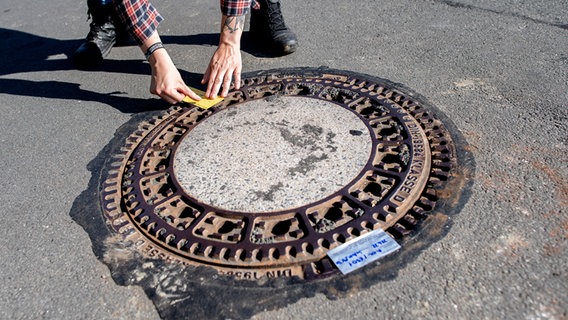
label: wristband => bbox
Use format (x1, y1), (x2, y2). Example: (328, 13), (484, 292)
(144, 42), (165, 60)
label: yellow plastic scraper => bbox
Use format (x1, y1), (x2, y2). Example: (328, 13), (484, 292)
(182, 87), (224, 110)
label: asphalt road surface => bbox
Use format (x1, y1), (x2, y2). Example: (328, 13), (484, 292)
(1, 0), (566, 319)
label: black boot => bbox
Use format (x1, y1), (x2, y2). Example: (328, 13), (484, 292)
(250, 0), (297, 56)
(73, 0), (118, 68)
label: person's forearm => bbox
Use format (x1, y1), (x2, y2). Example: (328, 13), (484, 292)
(141, 32), (174, 84)
(219, 14), (245, 46)
(141, 32), (166, 63)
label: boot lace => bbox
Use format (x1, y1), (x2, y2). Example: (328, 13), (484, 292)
(265, 2), (287, 31)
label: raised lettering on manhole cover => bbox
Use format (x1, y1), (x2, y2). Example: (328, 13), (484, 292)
(101, 68), (461, 281)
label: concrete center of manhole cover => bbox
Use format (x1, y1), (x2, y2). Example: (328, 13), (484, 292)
(174, 96), (372, 213)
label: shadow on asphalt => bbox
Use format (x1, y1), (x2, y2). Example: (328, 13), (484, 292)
(0, 27), (269, 113)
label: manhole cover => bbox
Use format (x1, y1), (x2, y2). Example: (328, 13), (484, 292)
(101, 68), (462, 282)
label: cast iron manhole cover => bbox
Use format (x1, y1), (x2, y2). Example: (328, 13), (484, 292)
(101, 68), (464, 282)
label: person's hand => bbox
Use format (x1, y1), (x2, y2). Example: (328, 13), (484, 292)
(202, 14), (245, 99)
(202, 42), (242, 98)
(148, 49), (201, 104)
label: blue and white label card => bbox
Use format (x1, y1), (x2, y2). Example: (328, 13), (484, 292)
(327, 229), (401, 274)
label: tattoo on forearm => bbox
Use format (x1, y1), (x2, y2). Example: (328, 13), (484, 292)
(224, 15), (245, 33)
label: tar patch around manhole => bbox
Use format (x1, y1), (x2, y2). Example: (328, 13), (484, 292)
(93, 67), (474, 319)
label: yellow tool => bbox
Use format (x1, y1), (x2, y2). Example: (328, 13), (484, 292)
(182, 87), (225, 110)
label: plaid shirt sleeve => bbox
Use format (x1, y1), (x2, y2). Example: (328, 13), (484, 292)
(220, 0), (259, 16)
(114, 0), (164, 45)
(114, 0), (258, 45)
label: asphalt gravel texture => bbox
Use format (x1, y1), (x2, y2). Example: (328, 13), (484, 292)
(1, 0), (566, 319)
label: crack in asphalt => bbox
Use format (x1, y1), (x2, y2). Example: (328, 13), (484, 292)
(433, 0), (568, 30)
